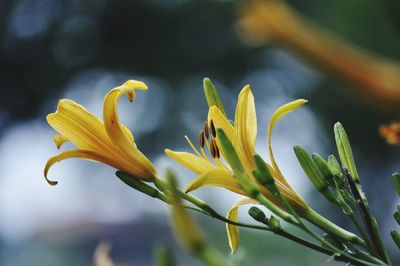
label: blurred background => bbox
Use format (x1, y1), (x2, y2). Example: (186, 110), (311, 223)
(0, 0), (400, 265)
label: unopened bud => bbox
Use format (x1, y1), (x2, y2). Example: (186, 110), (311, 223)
(203, 78), (227, 117)
(294, 145), (333, 201)
(328, 155), (343, 182)
(394, 211), (400, 225)
(391, 230), (400, 249)
(393, 172), (400, 197)
(334, 122), (359, 182)
(248, 206), (268, 223)
(268, 216), (281, 231)
(312, 153), (334, 185)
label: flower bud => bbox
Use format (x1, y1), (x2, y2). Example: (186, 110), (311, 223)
(294, 145), (333, 201)
(328, 154), (343, 182)
(393, 172), (400, 197)
(268, 215), (281, 231)
(248, 206), (268, 224)
(334, 122), (359, 182)
(312, 153), (334, 185)
(203, 78), (227, 117)
(391, 230), (400, 249)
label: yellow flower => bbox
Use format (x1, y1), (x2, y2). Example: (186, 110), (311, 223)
(44, 80), (157, 185)
(166, 84), (308, 252)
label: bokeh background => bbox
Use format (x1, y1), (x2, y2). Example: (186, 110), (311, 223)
(0, 0), (400, 265)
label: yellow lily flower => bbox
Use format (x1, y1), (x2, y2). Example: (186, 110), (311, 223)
(166, 84), (308, 252)
(44, 80), (157, 185)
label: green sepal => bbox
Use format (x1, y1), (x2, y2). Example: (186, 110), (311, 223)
(203, 78), (227, 117)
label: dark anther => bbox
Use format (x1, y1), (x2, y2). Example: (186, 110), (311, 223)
(198, 129), (205, 148)
(210, 140), (216, 158)
(210, 120), (216, 137)
(204, 121), (210, 139)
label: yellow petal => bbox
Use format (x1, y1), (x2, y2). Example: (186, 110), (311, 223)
(226, 197), (258, 253)
(47, 99), (114, 152)
(103, 81), (156, 179)
(208, 106), (235, 158)
(267, 99), (308, 187)
(44, 149), (113, 186)
(44, 149), (149, 186)
(53, 135), (69, 149)
(165, 149), (214, 174)
(234, 85), (257, 174)
(185, 168), (243, 194)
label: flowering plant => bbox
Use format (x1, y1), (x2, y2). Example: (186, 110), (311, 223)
(45, 79), (400, 266)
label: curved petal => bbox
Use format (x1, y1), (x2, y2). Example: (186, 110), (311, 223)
(185, 168), (243, 194)
(208, 106), (235, 158)
(165, 149), (214, 174)
(226, 197), (258, 253)
(103, 82), (156, 179)
(53, 135), (69, 149)
(234, 85), (257, 175)
(47, 99), (114, 152)
(44, 149), (150, 185)
(267, 99), (308, 187)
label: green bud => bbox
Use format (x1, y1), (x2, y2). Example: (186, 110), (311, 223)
(394, 211), (400, 225)
(327, 155), (343, 182)
(312, 153), (334, 184)
(217, 128), (259, 197)
(322, 234), (346, 251)
(248, 206), (268, 224)
(393, 172), (400, 197)
(203, 78), (227, 117)
(116, 171), (160, 198)
(334, 122), (359, 182)
(268, 215), (281, 231)
(391, 230), (400, 249)
(294, 145), (330, 196)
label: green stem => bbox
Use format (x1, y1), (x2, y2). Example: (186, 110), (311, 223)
(152, 177), (380, 265)
(304, 208), (366, 247)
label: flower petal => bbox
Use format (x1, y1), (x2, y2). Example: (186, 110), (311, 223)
(234, 85), (257, 175)
(226, 197), (258, 253)
(208, 106), (235, 158)
(44, 149), (148, 185)
(53, 135), (69, 149)
(103, 81), (156, 179)
(185, 168), (243, 194)
(47, 99), (114, 152)
(267, 99), (308, 187)
(165, 149), (214, 174)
